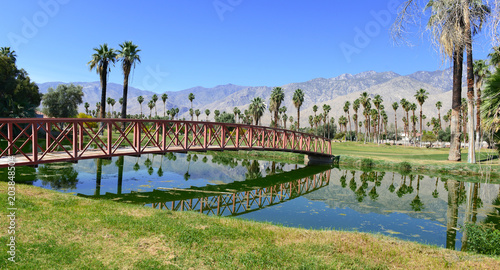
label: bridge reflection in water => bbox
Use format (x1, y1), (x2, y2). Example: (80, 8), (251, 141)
(78, 165), (332, 217)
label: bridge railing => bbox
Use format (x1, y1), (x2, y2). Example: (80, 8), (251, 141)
(0, 118), (332, 166)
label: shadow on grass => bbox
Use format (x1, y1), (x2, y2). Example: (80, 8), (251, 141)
(478, 155), (499, 163)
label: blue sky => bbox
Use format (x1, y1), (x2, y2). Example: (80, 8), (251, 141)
(1, 0), (495, 93)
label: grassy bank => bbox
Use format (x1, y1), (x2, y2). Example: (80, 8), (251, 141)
(203, 150), (305, 164)
(1, 182), (499, 269)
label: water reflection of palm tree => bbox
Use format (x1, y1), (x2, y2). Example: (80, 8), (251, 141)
(432, 177), (440, 198)
(410, 175), (424, 212)
(133, 156), (140, 171)
(37, 162), (79, 190)
(202, 156), (208, 163)
(482, 186), (500, 230)
(245, 160), (262, 180)
(349, 175), (357, 192)
(115, 156), (124, 194)
(95, 158), (103, 196)
(157, 155), (164, 177)
(396, 174), (408, 198)
(388, 172), (396, 193)
(446, 179), (460, 250)
(184, 154), (192, 181)
(407, 175), (415, 195)
(368, 186), (378, 201)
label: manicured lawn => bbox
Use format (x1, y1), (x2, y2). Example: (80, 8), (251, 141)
(1, 182), (499, 269)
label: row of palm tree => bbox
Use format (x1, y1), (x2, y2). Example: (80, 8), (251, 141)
(88, 41), (141, 121)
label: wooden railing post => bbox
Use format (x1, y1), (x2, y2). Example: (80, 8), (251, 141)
(235, 126), (240, 148)
(46, 122), (51, 151)
(183, 123), (188, 150)
(107, 121), (112, 156)
(220, 125), (226, 149)
(248, 127), (253, 148)
(32, 122), (38, 162)
(203, 124), (208, 149)
(72, 121), (78, 158)
(161, 122), (167, 151)
(7, 122), (13, 156)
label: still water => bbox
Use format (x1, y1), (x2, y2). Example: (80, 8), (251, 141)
(10, 153), (500, 250)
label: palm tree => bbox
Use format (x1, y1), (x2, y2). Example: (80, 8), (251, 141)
(373, 95), (383, 143)
(214, 110), (220, 119)
(353, 99), (360, 141)
(344, 101), (351, 138)
(233, 107), (240, 123)
(392, 101), (399, 144)
(107, 97), (113, 116)
(137, 96), (144, 118)
(401, 98), (410, 142)
(393, 0), (491, 161)
(88, 43), (117, 119)
(415, 88), (429, 145)
(84, 102), (90, 115)
(481, 68), (500, 138)
(283, 114), (288, 129)
(473, 59), (491, 146)
(117, 41), (141, 120)
(489, 46), (500, 68)
(110, 98), (116, 117)
(436, 101), (443, 129)
(312, 105), (318, 118)
(188, 93), (195, 119)
(270, 87), (285, 128)
(249, 97), (266, 126)
(151, 94), (158, 117)
(359, 92), (371, 143)
(323, 104), (331, 138)
(195, 109), (201, 121)
(189, 108), (194, 121)
(161, 93), (168, 119)
(118, 97), (123, 113)
(205, 109), (210, 121)
(147, 100), (154, 118)
(292, 89), (304, 130)
(410, 103), (417, 141)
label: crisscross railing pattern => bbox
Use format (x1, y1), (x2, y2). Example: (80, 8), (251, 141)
(0, 118), (332, 167)
(151, 170), (331, 216)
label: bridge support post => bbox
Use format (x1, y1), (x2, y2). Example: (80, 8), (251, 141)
(304, 155), (337, 166)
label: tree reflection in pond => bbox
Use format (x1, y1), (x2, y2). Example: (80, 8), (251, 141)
(37, 162), (78, 190)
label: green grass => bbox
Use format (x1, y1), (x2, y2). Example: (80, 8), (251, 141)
(1, 182), (499, 269)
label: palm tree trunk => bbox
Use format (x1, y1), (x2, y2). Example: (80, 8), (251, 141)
(475, 79), (482, 148)
(99, 63), (108, 119)
(121, 71), (130, 120)
(419, 107), (423, 147)
(394, 113), (397, 145)
(296, 106), (300, 131)
(449, 46), (463, 161)
(464, 1), (475, 163)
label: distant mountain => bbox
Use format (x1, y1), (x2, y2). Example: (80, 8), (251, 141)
(37, 69), (458, 126)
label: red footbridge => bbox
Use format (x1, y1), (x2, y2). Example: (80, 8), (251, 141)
(0, 118), (333, 168)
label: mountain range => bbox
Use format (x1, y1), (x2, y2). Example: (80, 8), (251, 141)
(37, 69), (463, 127)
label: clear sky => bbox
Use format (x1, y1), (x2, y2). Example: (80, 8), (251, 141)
(1, 0), (495, 93)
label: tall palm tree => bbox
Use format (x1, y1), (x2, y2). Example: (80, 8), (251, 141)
(107, 97), (113, 116)
(88, 43), (117, 119)
(148, 100), (154, 118)
(373, 95), (383, 143)
(84, 102), (90, 115)
(323, 104), (331, 138)
(489, 46), (500, 68)
(359, 92), (371, 143)
(151, 94), (158, 117)
(188, 93), (195, 119)
(353, 99), (360, 141)
(415, 88), (429, 145)
(137, 96), (144, 118)
(481, 68), (500, 134)
(392, 101), (399, 144)
(312, 105), (318, 118)
(233, 107), (241, 123)
(249, 97), (266, 125)
(161, 93), (168, 119)
(195, 109), (201, 121)
(473, 59), (491, 145)
(436, 101), (443, 129)
(117, 41), (141, 120)
(270, 87), (285, 128)
(410, 103), (417, 140)
(293, 88), (304, 130)
(203, 109), (210, 121)
(344, 101), (351, 137)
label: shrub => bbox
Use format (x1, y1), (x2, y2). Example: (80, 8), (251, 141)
(360, 158), (374, 169)
(398, 161), (412, 173)
(462, 223), (500, 255)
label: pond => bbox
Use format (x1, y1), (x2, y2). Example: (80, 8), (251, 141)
(5, 152), (500, 251)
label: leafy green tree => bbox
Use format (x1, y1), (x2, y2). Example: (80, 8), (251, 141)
(214, 109), (220, 119)
(117, 41), (141, 119)
(215, 111), (235, 123)
(0, 47), (41, 118)
(293, 88), (304, 130)
(161, 93), (168, 118)
(42, 84), (84, 118)
(88, 43), (117, 119)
